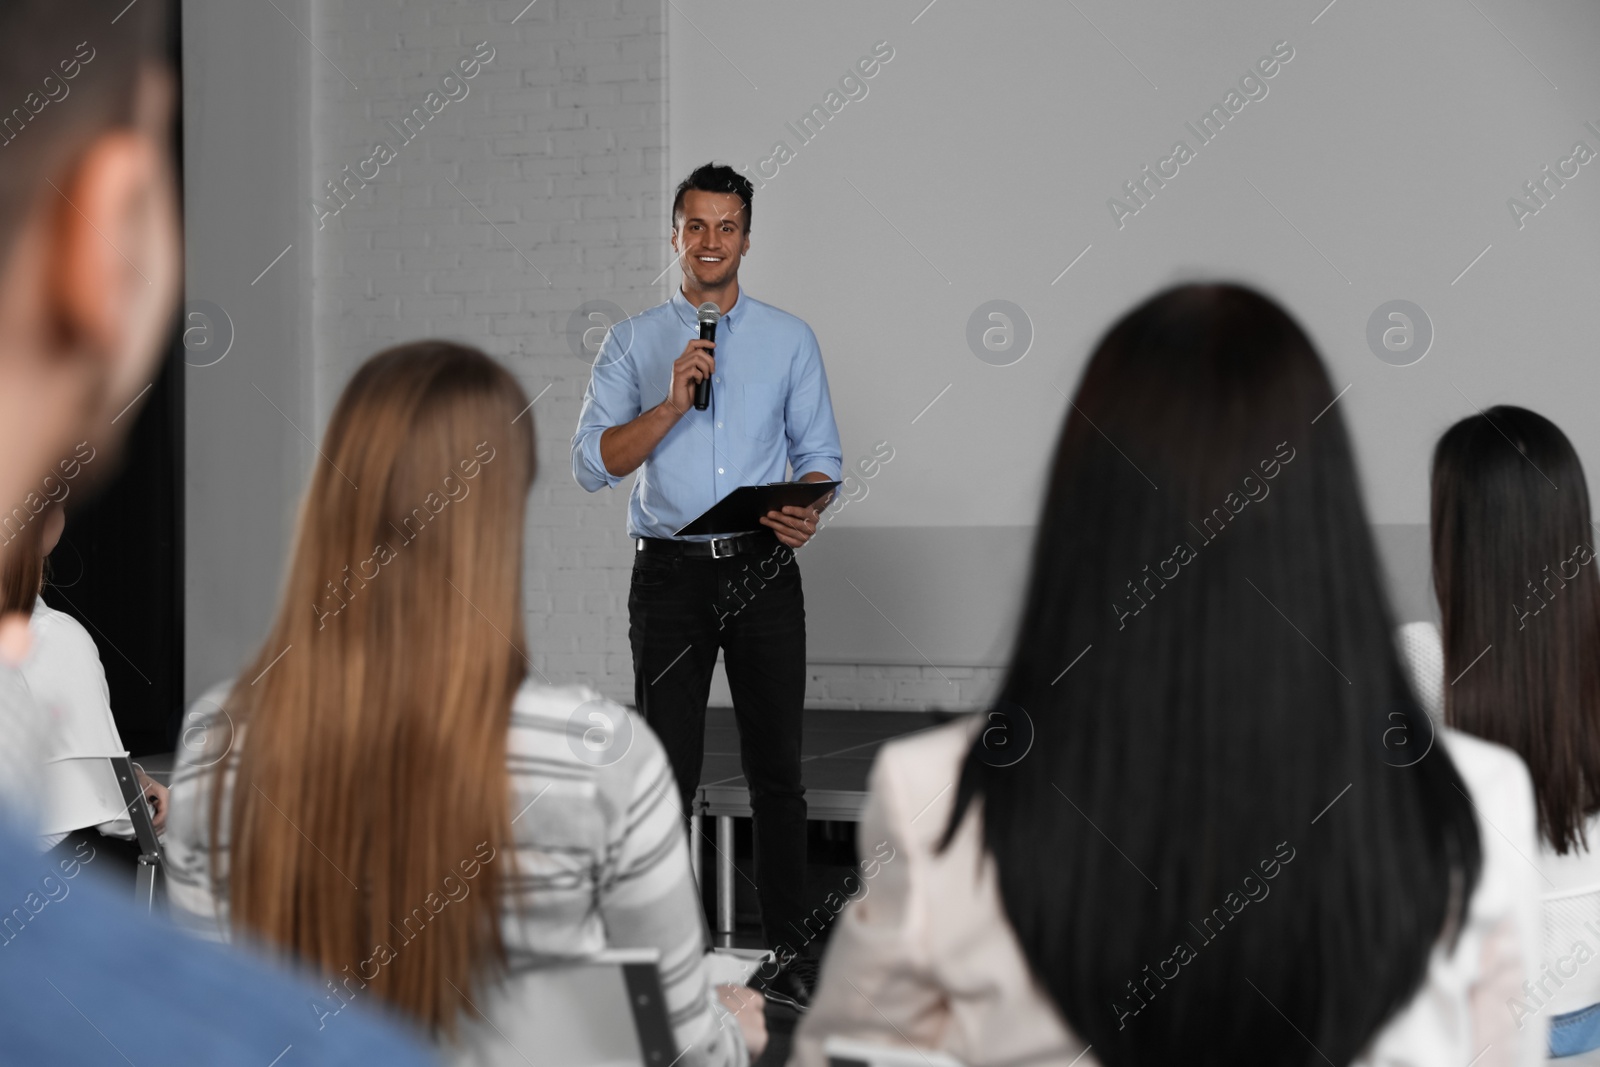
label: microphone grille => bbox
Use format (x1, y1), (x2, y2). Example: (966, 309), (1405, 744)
(697, 302), (720, 325)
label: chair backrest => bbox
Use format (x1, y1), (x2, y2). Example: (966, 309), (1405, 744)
(1543, 885), (1600, 1013)
(1396, 620), (1444, 723)
(109, 756), (163, 858)
(442, 950), (675, 1067)
(109, 754), (164, 910)
(825, 1036), (970, 1067)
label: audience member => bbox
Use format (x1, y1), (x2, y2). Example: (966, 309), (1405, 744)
(1417, 405), (1600, 1056)
(793, 284), (1544, 1066)
(164, 341), (765, 1066)
(0, 826), (435, 1062)
(0, 0), (182, 819)
(0, 504), (169, 861)
(0, 1), (433, 1060)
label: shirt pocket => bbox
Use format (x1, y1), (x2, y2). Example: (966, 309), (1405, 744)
(737, 381), (784, 443)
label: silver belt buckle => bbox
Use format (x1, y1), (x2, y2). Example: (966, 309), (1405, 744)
(710, 537), (736, 559)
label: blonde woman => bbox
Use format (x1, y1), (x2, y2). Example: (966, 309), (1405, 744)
(166, 341), (763, 1065)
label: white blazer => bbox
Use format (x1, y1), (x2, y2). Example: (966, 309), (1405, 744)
(1402, 618), (1600, 1022)
(792, 715), (1545, 1067)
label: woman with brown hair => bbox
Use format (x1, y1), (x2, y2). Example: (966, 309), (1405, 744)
(1418, 405), (1600, 1057)
(166, 341), (763, 1065)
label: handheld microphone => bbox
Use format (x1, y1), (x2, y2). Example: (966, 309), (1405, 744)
(694, 302), (719, 411)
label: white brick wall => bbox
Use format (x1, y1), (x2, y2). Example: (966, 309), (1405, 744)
(311, 0), (995, 713)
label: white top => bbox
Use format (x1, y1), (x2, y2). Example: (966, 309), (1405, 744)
(0, 662), (46, 832)
(21, 604), (135, 844)
(792, 716), (1545, 1067)
(1402, 619), (1600, 1019)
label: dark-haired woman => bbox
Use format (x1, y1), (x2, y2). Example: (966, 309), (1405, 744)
(1, 502), (168, 856)
(791, 284), (1542, 1066)
(1412, 406), (1600, 1057)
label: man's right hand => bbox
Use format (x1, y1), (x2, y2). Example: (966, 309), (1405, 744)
(666, 338), (715, 416)
(598, 338), (715, 479)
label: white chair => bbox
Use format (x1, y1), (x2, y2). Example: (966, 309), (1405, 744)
(1396, 620), (1444, 723)
(825, 1036), (969, 1067)
(706, 946), (765, 986)
(442, 950), (677, 1067)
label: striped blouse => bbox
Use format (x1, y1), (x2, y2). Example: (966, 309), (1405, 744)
(165, 677), (747, 1067)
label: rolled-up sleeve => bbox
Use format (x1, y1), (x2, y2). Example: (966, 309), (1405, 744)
(785, 327), (843, 481)
(572, 327), (641, 492)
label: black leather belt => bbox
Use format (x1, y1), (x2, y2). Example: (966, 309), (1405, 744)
(636, 531), (778, 559)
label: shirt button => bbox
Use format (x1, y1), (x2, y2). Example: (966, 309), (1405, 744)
(716, 421), (723, 428)
(718, 468), (724, 474)
(714, 376), (721, 382)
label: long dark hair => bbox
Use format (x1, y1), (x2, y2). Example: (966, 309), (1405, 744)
(1431, 405), (1600, 853)
(942, 283), (1482, 1065)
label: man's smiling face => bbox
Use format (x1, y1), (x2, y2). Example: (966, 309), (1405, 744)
(671, 189), (749, 290)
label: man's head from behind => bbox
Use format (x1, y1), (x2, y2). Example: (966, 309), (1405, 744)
(0, 0), (180, 520)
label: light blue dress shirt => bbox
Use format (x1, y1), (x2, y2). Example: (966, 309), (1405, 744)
(571, 288), (844, 540)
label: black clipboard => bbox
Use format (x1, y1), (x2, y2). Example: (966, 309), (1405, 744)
(673, 480), (841, 537)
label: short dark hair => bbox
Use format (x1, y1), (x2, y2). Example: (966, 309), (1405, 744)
(942, 283), (1482, 1063)
(672, 162), (753, 233)
(1432, 405), (1600, 853)
(0, 0), (171, 257)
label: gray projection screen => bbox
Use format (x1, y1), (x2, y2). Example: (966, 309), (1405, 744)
(664, 0), (1600, 668)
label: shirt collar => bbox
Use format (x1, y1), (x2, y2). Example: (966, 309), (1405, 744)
(672, 287), (748, 336)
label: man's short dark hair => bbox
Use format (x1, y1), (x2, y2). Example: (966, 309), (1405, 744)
(0, 0), (171, 258)
(672, 163), (753, 234)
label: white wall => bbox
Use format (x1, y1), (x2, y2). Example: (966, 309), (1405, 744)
(182, 0), (317, 702)
(666, 0), (1600, 669)
(184, 0), (992, 712)
(669, 0), (1600, 529)
(189, 0), (1600, 712)
(310, 0), (663, 699)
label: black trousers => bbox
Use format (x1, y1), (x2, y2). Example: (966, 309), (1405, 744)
(628, 541), (808, 954)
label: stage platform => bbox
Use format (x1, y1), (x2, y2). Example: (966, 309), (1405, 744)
(691, 707), (950, 941)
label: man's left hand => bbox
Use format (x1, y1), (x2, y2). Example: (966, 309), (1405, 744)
(761, 504), (822, 549)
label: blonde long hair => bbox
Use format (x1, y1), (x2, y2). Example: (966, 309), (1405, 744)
(212, 341), (534, 1033)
